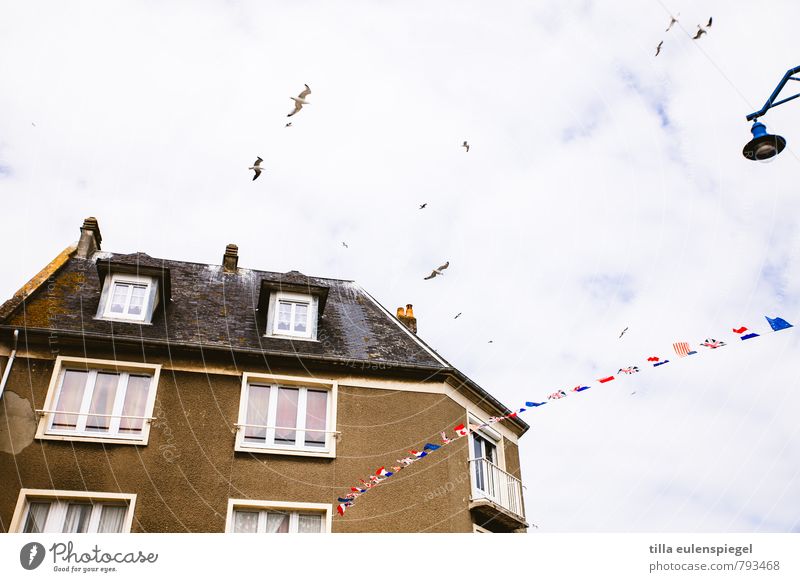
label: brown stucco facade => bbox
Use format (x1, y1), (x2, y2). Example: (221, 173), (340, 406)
(1, 344), (525, 533)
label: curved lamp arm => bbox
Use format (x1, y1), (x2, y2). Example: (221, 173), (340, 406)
(746, 65), (800, 121)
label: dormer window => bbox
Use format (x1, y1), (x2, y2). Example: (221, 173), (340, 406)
(275, 294), (312, 337)
(100, 273), (157, 323)
(258, 275), (328, 342)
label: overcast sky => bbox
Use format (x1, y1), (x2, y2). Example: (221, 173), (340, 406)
(2, 0), (800, 532)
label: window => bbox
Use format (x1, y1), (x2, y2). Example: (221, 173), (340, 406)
(226, 500), (331, 533)
(236, 373), (337, 457)
(266, 291), (317, 340)
(10, 490), (136, 533)
(99, 273), (157, 323)
(37, 357), (161, 445)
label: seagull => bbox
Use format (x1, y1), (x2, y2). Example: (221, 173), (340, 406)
(655, 41), (663, 56)
(423, 261), (449, 280)
(31, 122), (36, 127)
(488, 340), (494, 344)
(249, 157), (264, 181)
(288, 84), (311, 117)
(285, 122), (293, 127)
(693, 25), (707, 39)
(419, 203), (427, 210)
(462, 141), (470, 152)
(665, 13), (679, 31)
(619, 327), (628, 339)
(454, 312), (462, 319)
(342, 242), (348, 248)
(706, 16), (712, 27)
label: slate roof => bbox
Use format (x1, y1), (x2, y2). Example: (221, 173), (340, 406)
(1, 251), (446, 369)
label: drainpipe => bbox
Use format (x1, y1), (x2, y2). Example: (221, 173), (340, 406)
(0, 329), (19, 401)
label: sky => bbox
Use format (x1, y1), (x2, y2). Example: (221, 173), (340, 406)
(1, 0), (800, 532)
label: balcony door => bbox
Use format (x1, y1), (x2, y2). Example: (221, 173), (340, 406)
(471, 431), (499, 500)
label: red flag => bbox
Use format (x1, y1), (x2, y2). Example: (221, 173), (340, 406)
(598, 376), (615, 383)
(454, 424), (468, 437)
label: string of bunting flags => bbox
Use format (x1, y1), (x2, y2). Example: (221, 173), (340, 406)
(335, 315), (794, 516)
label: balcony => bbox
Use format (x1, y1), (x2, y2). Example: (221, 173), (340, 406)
(468, 458), (527, 531)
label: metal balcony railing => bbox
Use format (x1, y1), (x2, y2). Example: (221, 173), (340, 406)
(468, 457), (525, 521)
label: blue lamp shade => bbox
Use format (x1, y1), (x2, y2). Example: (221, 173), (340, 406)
(743, 121), (786, 161)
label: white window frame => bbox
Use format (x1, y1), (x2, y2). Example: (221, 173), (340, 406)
(35, 356), (161, 446)
(473, 524), (492, 533)
(467, 414), (506, 502)
(100, 273), (157, 323)
(266, 291), (318, 340)
(235, 372), (337, 458)
(9, 489), (136, 533)
(225, 499), (332, 533)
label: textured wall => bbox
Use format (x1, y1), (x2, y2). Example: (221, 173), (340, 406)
(0, 354), (512, 533)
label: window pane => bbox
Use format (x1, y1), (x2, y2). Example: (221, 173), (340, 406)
(86, 372), (119, 431)
(110, 283), (129, 313)
(23, 502), (51, 533)
(265, 511), (290, 533)
(53, 370), (89, 429)
(127, 285), (147, 316)
(277, 302), (292, 331)
(293, 303), (308, 333)
(274, 388), (298, 444)
(119, 375), (151, 433)
(244, 385), (270, 442)
(62, 504), (92, 533)
(304, 390), (328, 447)
(97, 505), (126, 533)
(298, 513), (322, 533)
(233, 510), (259, 533)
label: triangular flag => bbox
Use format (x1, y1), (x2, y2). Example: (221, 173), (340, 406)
(598, 376), (615, 383)
(766, 316), (793, 332)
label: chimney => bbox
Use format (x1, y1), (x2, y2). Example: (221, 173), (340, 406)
(76, 216), (102, 258)
(397, 303), (417, 334)
(223, 244), (239, 273)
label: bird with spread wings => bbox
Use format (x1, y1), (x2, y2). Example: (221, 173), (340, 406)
(424, 261), (449, 280)
(288, 84), (311, 117)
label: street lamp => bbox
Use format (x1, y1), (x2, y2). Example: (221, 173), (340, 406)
(743, 65), (800, 162)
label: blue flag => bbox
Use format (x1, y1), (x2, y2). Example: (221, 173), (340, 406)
(423, 443), (441, 451)
(525, 401), (547, 407)
(766, 316), (793, 332)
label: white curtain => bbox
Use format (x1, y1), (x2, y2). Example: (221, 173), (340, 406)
(62, 504), (91, 533)
(87, 372), (119, 431)
(304, 390), (327, 447)
(244, 385), (270, 442)
(274, 388), (298, 444)
(297, 514), (322, 533)
(97, 505), (126, 533)
(233, 511), (259, 533)
(23, 502), (51, 533)
(265, 511), (289, 533)
(53, 370), (88, 429)
(119, 375), (151, 433)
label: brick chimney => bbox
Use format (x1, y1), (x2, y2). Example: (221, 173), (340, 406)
(76, 216), (102, 258)
(223, 244), (239, 273)
(397, 303), (417, 333)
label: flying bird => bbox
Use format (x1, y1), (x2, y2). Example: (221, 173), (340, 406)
(423, 261), (449, 280)
(488, 340), (494, 344)
(619, 327), (628, 339)
(454, 312), (462, 319)
(706, 17), (712, 27)
(285, 122), (293, 127)
(342, 242), (348, 248)
(665, 13), (679, 31)
(288, 84), (311, 117)
(462, 141), (470, 152)
(655, 41), (663, 56)
(249, 157), (264, 181)
(419, 203), (427, 210)
(693, 25), (707, 39)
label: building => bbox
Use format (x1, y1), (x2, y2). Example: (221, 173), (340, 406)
(0, 217), (528, 533)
